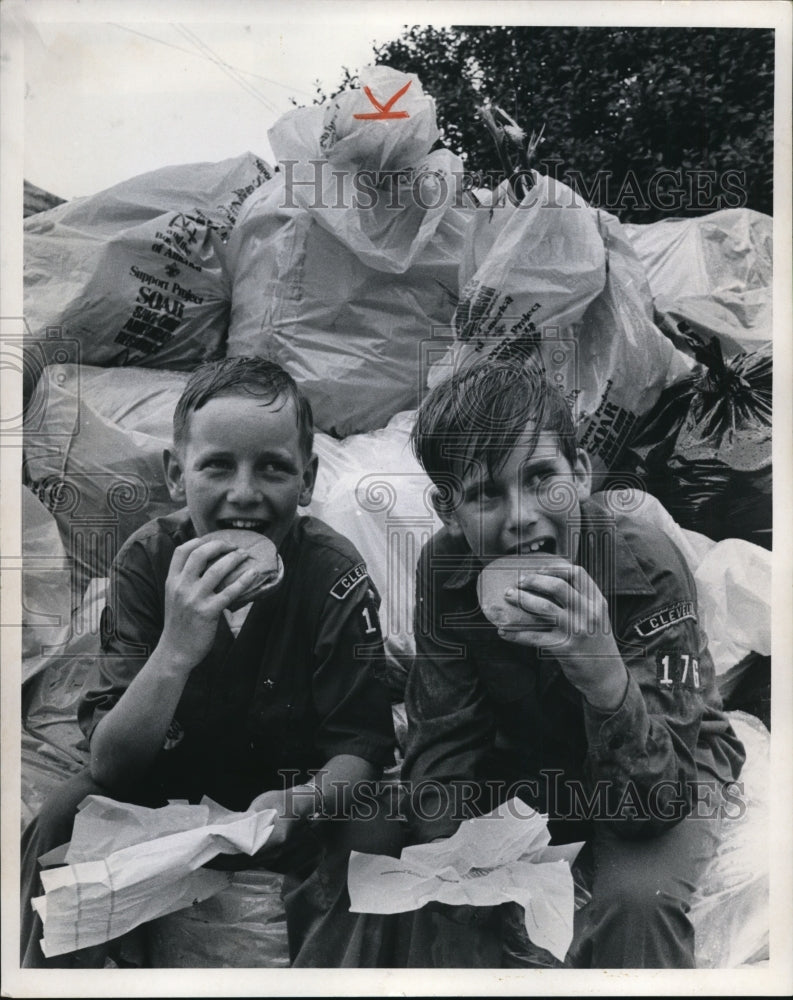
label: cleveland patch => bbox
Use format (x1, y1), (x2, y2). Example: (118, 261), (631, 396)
(633, 601), (696, 639)
(330, 562), (368, 600)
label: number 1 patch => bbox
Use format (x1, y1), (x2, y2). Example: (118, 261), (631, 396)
(361, 603), (379, 635)
(656, 651), (701, 690)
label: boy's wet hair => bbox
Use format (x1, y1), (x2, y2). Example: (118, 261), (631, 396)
(173, 357), (314, 459)
(411, 353), (578, 506)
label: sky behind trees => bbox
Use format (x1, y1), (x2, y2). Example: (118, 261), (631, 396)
(11, 0), (785, 202)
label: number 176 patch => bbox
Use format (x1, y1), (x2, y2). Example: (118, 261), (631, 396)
(656, 650), (701, 690)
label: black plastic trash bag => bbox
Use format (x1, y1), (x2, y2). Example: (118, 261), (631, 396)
(617, 338), (771, 548)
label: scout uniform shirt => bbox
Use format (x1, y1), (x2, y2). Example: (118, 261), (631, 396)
(403, 493), (746, 844)
(79, 510), (395, 811)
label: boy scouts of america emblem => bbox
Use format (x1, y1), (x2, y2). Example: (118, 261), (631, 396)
(330, 563), (368, 600)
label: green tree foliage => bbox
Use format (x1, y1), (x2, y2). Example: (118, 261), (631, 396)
(311, 26), (774, 221)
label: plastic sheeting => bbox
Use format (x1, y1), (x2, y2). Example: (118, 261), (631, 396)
(24, 365), (186, 594)
(689, 711), (770, 968)
(226, 68), (470, 437)
(24, 153), (273, 372)
(602, 488), (771, 677)
(20, 485), (73, 665)
(21, 579), (104, 823)
(624, 209), (772, 356)
(694, 540), (771, 671)
(307, 410), (442, 695)
(146, 868), (290, 968)
(20, 730), (87, 834)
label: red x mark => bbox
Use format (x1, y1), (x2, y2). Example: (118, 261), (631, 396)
(353, 79), (412, 120)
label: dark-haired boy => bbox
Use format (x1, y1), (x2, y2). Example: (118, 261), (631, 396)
(21, 357), (397, 968)
(402, 356), (745, 968)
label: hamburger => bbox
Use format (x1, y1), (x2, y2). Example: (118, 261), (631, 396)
(477, 553), (568, 632)
(204, 529), (284, 611)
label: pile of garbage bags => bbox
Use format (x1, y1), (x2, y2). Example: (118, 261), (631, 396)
(20, 65), (774, 969)
(624, 209), (772, 357)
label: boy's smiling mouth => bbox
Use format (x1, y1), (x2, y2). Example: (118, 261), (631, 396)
(512, 536), (556, 555)
(217, 518), (268, 533)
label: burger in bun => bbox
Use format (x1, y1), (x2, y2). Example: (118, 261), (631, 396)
(477, 553), (568, 632)
(204, 529), (284, 611)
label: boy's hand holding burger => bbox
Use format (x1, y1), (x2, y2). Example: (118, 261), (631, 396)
(478, 553), (629, 713)
(161, 530), (284, 677)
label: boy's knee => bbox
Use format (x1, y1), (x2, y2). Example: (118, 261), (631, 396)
(594, 869), (672, 921)
(579, 861), (697, 968)
(591, 848), (695, 936)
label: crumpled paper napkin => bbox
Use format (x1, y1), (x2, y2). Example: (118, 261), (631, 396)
(348, 798), (583, 961)
(32, 794), (277, 957)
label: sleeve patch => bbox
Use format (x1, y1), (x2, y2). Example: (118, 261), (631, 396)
(656, 650), (701, 690)
(633, 601), (696, 639)
(329, 562), (368, 600)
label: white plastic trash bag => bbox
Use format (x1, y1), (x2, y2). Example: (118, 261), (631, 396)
(690, 711), (770, 968)
(307, 411), (441, 692)
(693, 539), (771, 672)
(599, 489), (770, 676)
(25, 153), (273, 370)
(267, 64), (450, 271)
(227, 68), (470, 436)
(453, 174), (607, 344)
(319, 65), (440, 174)
(573, 211), (693, 469)
(24, 365), (187, 595)
(624, 209), (772, 355)
(20, 485), (73, 666)
(437, 174), (693, 473)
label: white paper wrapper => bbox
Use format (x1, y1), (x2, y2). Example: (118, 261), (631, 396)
(348, 799), (583, 962)
(32, 795), (277, 957)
